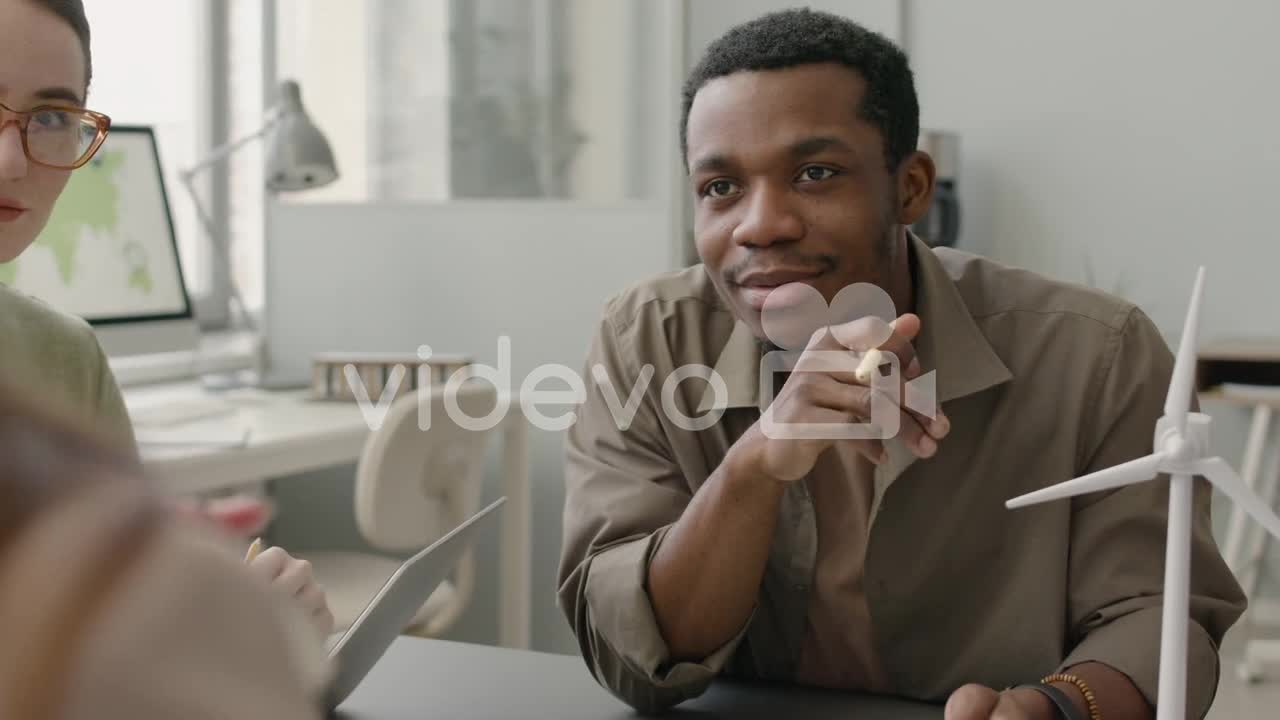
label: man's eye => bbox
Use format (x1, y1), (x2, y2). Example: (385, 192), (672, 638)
(703, 179), (739, 198)
(798, 166), (838, 182)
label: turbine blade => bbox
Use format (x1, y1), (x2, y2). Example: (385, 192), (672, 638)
(1165, 267), (1206, 433)
(1196, 457), (1280, 541)
(1007, 453), (1164, 509)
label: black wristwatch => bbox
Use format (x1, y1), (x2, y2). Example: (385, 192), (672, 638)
(1016, 683), (1086, 720)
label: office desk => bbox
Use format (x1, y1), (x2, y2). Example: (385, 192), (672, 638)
(134, 388), (371, 494)
(130, 383), (531, 649)
(336, 638), (943, 719)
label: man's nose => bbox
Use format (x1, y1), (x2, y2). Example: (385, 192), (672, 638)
(0, 124), (29, 181)
(731, 183), (804, 248)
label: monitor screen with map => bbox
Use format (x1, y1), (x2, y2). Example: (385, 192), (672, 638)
(0, 126), (198, 360)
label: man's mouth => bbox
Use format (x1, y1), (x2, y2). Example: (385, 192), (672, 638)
(733, 268), (827, 310)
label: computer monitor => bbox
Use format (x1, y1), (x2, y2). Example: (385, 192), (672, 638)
(0, 125), (199, 361)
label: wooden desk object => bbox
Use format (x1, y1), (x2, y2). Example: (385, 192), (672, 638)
(311, 352), (473, 402)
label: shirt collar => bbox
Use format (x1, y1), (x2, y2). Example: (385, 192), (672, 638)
(910, 233), (1013, 403)
(696, 234), (1012, 415)
(697, 317), (763, 414)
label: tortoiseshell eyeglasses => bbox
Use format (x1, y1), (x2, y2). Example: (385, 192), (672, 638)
(0, 101), (111, 170)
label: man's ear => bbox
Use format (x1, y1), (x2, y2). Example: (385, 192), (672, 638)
(896, 150), (936, 226)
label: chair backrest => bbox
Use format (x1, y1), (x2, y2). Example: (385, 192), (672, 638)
(353, 383), (497, 554)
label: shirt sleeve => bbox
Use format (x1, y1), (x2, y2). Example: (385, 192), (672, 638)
(558, 311), (748, 713)
(1061, 307), (1246, 719)
(87, 330), (138, 460)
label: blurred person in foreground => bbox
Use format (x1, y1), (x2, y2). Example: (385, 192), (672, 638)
(0, 386), (330, 719)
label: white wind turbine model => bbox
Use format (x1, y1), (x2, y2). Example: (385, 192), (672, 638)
(1006, 268), (1280, 720)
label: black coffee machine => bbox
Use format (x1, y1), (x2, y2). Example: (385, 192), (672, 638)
(912, 130), (961, 248)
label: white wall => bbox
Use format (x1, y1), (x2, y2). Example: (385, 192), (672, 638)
(906, 0), (1279, 340)
(906, 0), (1280, 597)
(687, 0), (901, 58)
(262, 203), (674, 384)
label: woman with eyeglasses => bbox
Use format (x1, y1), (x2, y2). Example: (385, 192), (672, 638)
(0, 0), (335, 639)
(0, 0), (129, 448)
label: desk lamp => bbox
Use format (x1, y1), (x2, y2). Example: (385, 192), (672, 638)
(180, 79), (338, 386)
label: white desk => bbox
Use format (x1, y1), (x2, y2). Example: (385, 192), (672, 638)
(128, 383), (532, 650)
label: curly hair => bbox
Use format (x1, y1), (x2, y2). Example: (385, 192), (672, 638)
(682, 8), (918, 171)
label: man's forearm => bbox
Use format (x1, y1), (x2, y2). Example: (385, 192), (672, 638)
(647, 443), (785, 662)
(1054, 662), (1153, 720)
(997, 661), (1153, 720)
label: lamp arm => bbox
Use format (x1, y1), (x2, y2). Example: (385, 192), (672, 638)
(175, 108), (288, 337)
(179, 129), (274, 336)
(178, 170), (258, 335)
(178, 110), (281, 184)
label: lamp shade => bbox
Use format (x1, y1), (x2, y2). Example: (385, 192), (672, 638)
(266, 80), (339, 192)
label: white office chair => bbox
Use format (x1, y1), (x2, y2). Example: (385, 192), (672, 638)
(302, 383), (496, 638)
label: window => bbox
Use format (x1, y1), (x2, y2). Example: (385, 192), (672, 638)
(83, 1), (672, 327)
(226, 0), (267, 312)
(83, 0), (210, 295)
(272, 0), (660, 203)
(88, 1), (262, 325)
(216, 0), (676, 321)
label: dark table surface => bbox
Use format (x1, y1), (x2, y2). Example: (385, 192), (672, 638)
(335, 637), (944, 719)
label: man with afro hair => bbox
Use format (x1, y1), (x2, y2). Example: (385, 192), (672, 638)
(559, 9), (1243, 720)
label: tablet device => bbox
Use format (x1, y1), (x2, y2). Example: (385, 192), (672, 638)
(324, 497), (505, 708)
